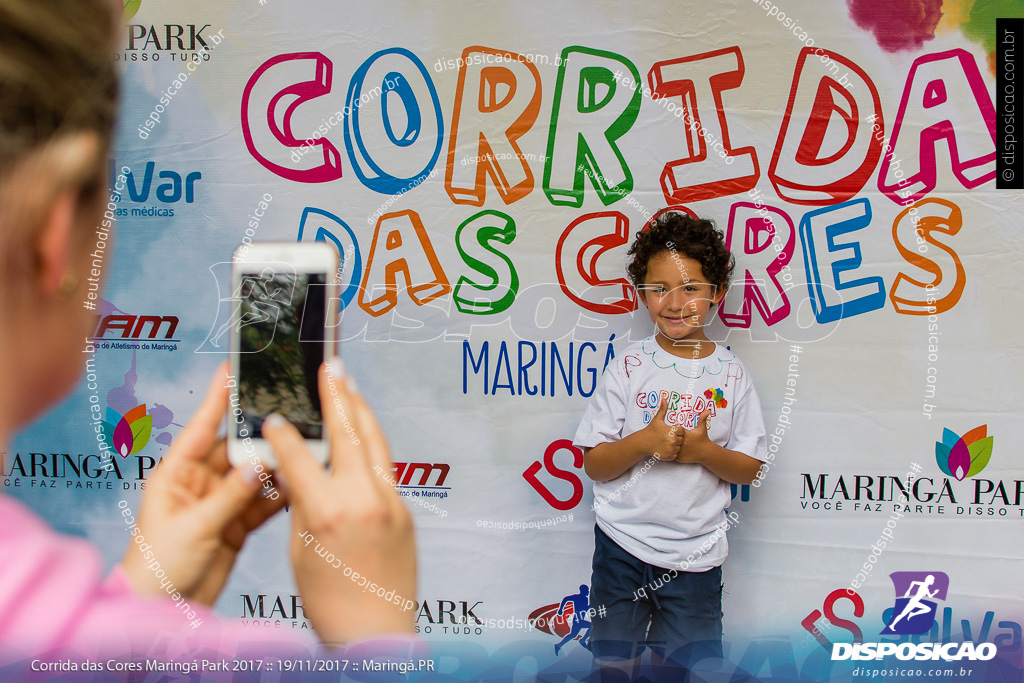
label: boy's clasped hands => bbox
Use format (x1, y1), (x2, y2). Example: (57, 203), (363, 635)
(644, 401), (713, 464)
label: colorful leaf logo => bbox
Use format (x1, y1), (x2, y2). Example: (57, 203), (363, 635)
(102, 404), (152, 457)
(122, 0), (142, 22)
(935, 425), (992, 481)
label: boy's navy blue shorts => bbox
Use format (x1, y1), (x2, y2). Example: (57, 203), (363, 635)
(589, 524), (723, 667)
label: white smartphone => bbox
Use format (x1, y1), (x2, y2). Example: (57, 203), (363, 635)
(227, 242), (339, 469)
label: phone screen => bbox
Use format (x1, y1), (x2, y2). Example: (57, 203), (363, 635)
(236, 269), (327, 439)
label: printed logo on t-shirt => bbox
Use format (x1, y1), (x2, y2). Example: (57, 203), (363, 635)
(704, 387), (728, 408)
(636, 387), (721, 428)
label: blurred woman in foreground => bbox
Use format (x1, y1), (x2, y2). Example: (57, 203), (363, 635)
(0, 0), (415, 659)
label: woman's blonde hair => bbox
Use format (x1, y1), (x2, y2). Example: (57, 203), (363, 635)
(0, 0), (118, 275)
(0, 0), (118, 173)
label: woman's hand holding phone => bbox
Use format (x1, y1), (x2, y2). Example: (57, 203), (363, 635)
(263, 360), (416, 644)
(121, 362), (286, 605)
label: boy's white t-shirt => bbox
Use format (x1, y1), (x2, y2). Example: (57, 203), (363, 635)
(573, 336), (767, 571)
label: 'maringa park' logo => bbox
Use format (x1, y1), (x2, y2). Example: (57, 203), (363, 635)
(936, 425), (993, 481)
(1, 357), (176, 490)
(122, 0), (141, 22)
(103, 404), (152, 457)
(798, 424), (1017, 517)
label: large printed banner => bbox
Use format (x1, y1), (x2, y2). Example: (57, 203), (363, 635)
(8, 0), (1024, 680)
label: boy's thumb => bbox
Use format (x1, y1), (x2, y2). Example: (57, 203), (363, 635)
(656, 400), (669, 421)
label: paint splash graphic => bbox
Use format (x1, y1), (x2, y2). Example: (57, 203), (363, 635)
(102, 351), (178, 451)
(940, 0), (1024, 74)
(847, 0), (944, 52)
(106, 349), (140, 417)
(704, 388), (728, 409)
(935, 425), (993, 480)
(850, 0), (1024, 75)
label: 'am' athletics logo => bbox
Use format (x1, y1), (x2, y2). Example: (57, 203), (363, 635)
(881, 571), (950, 635)
(935, 425), (993, 481)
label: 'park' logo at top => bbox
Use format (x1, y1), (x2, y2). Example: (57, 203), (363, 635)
(935, 425), (993, 480)
(881, 571), (950, 635)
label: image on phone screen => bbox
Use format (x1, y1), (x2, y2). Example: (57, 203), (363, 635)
(236, 269), (327, 440)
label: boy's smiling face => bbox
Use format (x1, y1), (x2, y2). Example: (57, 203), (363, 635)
(637, 250), (725, 352)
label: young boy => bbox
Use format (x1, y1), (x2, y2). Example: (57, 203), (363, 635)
(573, 211), (767, 672)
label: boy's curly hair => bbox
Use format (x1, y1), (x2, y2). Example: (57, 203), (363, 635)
(626, 211), (734, 291)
